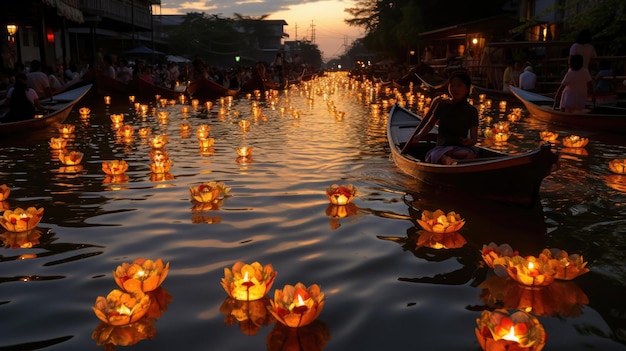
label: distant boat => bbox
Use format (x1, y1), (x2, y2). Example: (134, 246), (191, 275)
(387, 103), (558, 207)
(510, 86), (626, 134)
(0, 84), (92, 136)
(186, 77), (239, 101)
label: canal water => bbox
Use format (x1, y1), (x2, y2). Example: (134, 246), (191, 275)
(1, 73), (625, 350)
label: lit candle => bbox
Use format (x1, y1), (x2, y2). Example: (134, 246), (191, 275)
(128, 95), (135, 103)
(502, 326), (519, 342)
(104, 96), (111, 105)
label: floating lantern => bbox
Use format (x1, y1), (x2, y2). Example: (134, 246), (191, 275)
(138, 127), (151, 138)
(149, 135), (169, 149)
(539, 131), (558, 142)
(140, 104), (149, 115)
(483, 128), (493, 139)
(325, 184), (357, 205)
(475, 309), (546, 351)
(189, 181), (230, 203)
(540, 248), (589, 280)
(198, 137), (215, 149)
(493, 121), (509, 133)
(159, 98), (168, 108)
(150, 159), (172, 174)
(49, 137), (68, 150)
(58, 150), (84, 165)
(479, 94), (486, 102)
(562, 135), (588, 148)
(238, 120), (251, 130)
(110, 113), (125, 124)
(0, 184), (10, 201)
(236, 146), (252, 158)
(157, 111), (169, 120)
(181, 106), (189, 114)
(503, 255), (557, 287)
(104, 96), (111, 105)
(268, 282), (325, 328)
(494, 132), (510, 143)
(113, 258), (170, 293)
(191, 99), (199, 108)
(93, 289), (151, 326)
(102, 160), (129, 175)
(58, 124), (75, 135)
(205, 101), (213, 110)
(149, 149), (169, 163)
(499, 100), (507, 111)
(608, 159), (626, 174)
(117, 125), (135, 138)
(481, 242), (518, 269)
(79, 107), (91, 116)
(196, 125), (211, 139)
(416, 209), (465, 233)
(155, 94), (161, 101)
(221, 261), (277, 301)
(0, 206), (44, 232)
(179, 123), (191, 133)
(128, 95), (135, 103)
(485, 99), (492, 108)
(179, 94), (186, 105)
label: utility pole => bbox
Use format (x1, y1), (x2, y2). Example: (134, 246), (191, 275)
(310, 20), (315, 44)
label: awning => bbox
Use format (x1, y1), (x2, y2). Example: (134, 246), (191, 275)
(42, 0), (85, 24)
(166, 55), (190, 63)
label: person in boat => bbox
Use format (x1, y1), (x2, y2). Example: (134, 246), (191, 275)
(554, 54), (594, 113)
(1, 73), (46, 123)
(518, 62), (537, 91)
(403, 71), (479, 165)
(569, 29), (597, 73)
(502, 59), (517, 93)
(594, 60), (615, 94)
(27, 59), (53, 100)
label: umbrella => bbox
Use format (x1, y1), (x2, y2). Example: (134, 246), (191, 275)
(166, 55), (190, 63)
(124, 45), (164, 55)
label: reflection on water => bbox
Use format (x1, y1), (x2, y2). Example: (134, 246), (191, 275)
(1, 73), (626, 350)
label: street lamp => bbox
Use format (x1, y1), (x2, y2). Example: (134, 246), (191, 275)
(6, 24), (17, 41)
(6, 24), (18, 68)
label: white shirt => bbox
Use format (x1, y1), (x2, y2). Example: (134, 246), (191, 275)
(569, 43), (597, 70)
(519, 68), (537, 91)
(26, 71), (51, 98)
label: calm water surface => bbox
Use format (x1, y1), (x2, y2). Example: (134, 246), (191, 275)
(1, 73), (626, 351)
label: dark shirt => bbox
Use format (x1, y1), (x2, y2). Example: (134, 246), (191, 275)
(434, 100), (479, 146)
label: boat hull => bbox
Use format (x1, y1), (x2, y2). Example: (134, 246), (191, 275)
(387, 104), (558, 207)
(187, 77), (239, 101)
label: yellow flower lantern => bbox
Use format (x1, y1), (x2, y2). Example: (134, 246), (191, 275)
(539, 131), (558, 143)
(150, 159), (172, 174)
(138, 127), (152, 138)
(1, 206), (44, 232)
(540, 248), (589, 280)
(79, 107), (91, 116)
(196, 125), (211, 139)
(113, 258), (170, 293)
(268, 282), (325, 328)
(481, 242), (518, 269)
(608, 159), (626, 174)
(503, 255), (557, 287)
(110, 113), (125, 124)
(475, 309), (546, 351)
(325, 184), (357, 205)
(149, 149), (169, 163)
(58, 124), (75, 135)
(494, 131), (510, 143)
(562, 135), (588, 148)
(58, 150), (84, 165)
(149, 135), (169, 149)
(198, 137), (215, 149)
(189, 181), (230, 203)
(102, 160), (129, 175)
(416, 209), (465, 233)
(221, 261), (277, 301)
(0, 184), (11, 201)
(92, 289), (151, 326)
(49, 137), (68, 150)
(236, 146), (252, 158)
(117, 125), (135, 138)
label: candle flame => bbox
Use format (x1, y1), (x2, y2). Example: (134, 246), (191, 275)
(243, 271), (249, 282)
(297, 294), (305, 306)
(502, 326), (519, 342)
(117, 305), (131, 316)
(528, 262), (535, 269)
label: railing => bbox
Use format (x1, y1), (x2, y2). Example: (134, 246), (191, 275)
(80, 0), (152, 29)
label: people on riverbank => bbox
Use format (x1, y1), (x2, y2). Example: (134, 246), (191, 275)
(554, 54), (594, 113)
(402, 71), (478, 165)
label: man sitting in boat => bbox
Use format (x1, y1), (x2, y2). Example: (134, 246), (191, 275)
(403, 71), (479, 165)
(1, 73), (46, 123)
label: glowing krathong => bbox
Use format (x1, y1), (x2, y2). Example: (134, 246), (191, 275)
(0, 184), (10, 201)
(102, 160), (129, 175)
(236, 147), (252, 158)
(540, 248), (589, 280)
(110, 113), (125, 124)
(481, 242), (518, 269)
(562, 135), (588, 148)
(539, 131), (558, 143)
(416, 209), (465, 233)
(49, 137), (68, 150)
(502, 255), (557, 287)
(113, 258), (170, 293)
(79, 107), (91, 116)
(92, 289), (151, 326)
(268, 282), (325, 328)
(1, 207), (44, 232)
(221, 261), (277, 301)
(325, 184), (357, 205)
(149, 135), (169, 149)
(189, 181), (230, 203)
(58, 150), (84, 165)
(608, 159), (626, 174)
(475, 309), (546, 351)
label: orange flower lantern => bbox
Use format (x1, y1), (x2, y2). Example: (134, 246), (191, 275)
(117, 125), (135, 138)
(149, 135), (169, 149)
(113, 258), (170, 293)
(79, 107), (91, 116)
(150, 159), (172, 174)
(475, 309), (546, 351)
(503, 255), (557, 287)
(58, 150), (84, 165)
(58, 124), (75, 135)
(416, 209), (465, 233)
(268, 282), (325, 328)
(481, 242), (518, 269)
(236, 146), (252, 158)
(102, 160), (129, 175)
(562, 135), (588, 148)
(128, 95), (136, 103)
(1, 206), (44, 232)
(110, 113), (125, 124)
(159, 98), (168, 108)
(189, 181), (230, 203)
(0, 184), (11, 201)
(198, 137), (215, 149)
(104, 96), (111, 104)
(205, 101), (213, 110)
(92, 289), (151, 326)
(149, 149), (169, 163)
(608, 159), (626, 174)
(138, 127), (152, 138)
(196, 125), (211, 139)
(48, 137), (68, 150)
(493, 121), (509, 133)
(157, 111), (169, 120)
(539, 131), (558, 143)
(179, 123), (191, 133)
(326, 184), (357, 205)
(540, 248), (589, 280)
(238, 120), (251, 131)
(221, 261), (277, 301)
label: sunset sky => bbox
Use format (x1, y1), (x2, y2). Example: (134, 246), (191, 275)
(156, 0), (364, 61)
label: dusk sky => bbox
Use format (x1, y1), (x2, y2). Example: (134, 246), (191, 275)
(156, 0), (364, 60)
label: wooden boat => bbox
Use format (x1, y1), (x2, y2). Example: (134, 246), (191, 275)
(94, 71), (136, 96)
(0, 84), (92, 136)
(509, 86), (626, 134)
(387, 103), (558, 207)
(137, 77), (186, 100)
(186, 77), (239, 101)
